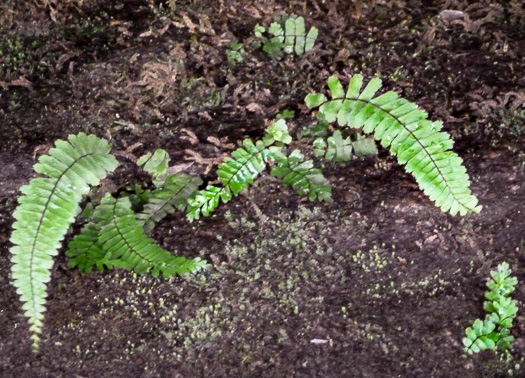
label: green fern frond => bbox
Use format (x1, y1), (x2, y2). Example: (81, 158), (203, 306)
(463, 262), (518, 355)
(187, 185), (232, 221)
(270, 149), (332, 202)
(9, 133), (118, 352)
(79, 194), (208, 277)
(187, 139), (270, 220)
(305, 74), (482, 216)
(137, 173), (202, 232)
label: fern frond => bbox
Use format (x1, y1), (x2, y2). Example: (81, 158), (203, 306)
(187, 185), (232, 221)
(137, 173), (202, 232)
(91, 194), (208, 277)
(270, 149), (332, 202)
(187, 139), (272, 220)
(9, 133), (118, 352)
(305, 74), (482, 216)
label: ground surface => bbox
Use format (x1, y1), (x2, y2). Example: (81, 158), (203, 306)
(0, 1), (524, 377)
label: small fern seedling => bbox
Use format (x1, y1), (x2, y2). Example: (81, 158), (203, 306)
(305, 74), (482, 216)
(254, 14), (318, 58)
(463, 262), (518, 354)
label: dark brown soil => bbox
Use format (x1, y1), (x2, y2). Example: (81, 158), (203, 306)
(1, 1), (524, 377)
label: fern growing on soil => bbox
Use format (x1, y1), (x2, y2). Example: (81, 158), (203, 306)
(305, 74), (482, 216)
(9, 134), (206, 352)
(9, 72), (484, 353)
(463, 262), (518, 354)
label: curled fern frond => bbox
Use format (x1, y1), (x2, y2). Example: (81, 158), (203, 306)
(9, 133), (118, 352)
(305, 74), (482, 216)
(270, 149), (332, 202)
(137, 173), (203, 232)
(70, 194), (208, 277)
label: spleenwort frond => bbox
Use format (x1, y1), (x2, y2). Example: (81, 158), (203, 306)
(187, 120), (292, 221)
(255, 14), (318, 58)
(305, 74), (482, 216)
(136, 173), (203, 232)
(9, 133), (118, 352)
(270, 149), (332, 201)
(463, 262), (518, 354)
(69, 194), (208, 278)
(187, 139), (271, 220)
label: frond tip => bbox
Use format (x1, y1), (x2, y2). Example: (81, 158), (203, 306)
(305, 74), (482, 216)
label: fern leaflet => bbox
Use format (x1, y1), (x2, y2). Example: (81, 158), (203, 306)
(9, 133), (118, 351)
(305, 74), (482, 216)
(314, 130), (353, 162)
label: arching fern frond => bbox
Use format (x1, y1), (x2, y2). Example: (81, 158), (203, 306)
(270, 149), (332, 202)
(305, 74), (482, 216)
(69, 194), (208, 277)
(9, 133), (118, 352)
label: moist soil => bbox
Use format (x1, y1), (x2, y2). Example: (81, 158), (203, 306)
(1, 1), (524, 377)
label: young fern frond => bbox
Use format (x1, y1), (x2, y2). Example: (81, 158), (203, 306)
(9, 133), (118, 352)
(187, 120), (292, 221)
(305, 74), (482, 216)
(69, 194), (208, 277)
(463, 262), (518, 354)
(136, 173), (203, 232)
(187, 139), (271, 220)
(271, 149), (332, 201)
(255, 14), (318, 58)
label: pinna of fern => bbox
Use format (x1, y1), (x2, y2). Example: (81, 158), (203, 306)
(9, 133), (119, 352)
(305, 74), (482, 216)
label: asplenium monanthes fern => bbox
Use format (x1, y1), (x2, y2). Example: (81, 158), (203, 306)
(9, 133), (119, 352)
(186, 119), (331, 220)
(305, 74), (482, 216)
